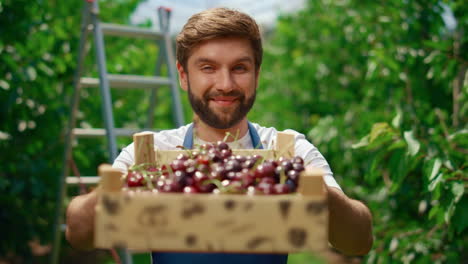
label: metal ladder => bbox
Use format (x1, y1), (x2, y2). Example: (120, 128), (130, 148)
(51, 1), (184, 263)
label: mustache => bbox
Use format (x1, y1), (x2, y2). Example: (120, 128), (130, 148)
(204, 90), (244, 99)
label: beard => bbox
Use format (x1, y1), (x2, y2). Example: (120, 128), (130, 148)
(187, 83), (256, 129)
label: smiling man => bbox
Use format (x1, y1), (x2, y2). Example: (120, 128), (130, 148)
(65, 7), (373, 264)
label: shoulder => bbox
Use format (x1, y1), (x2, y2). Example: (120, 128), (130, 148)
(152, 124), (191, 150)
(251, 122), (306, 149)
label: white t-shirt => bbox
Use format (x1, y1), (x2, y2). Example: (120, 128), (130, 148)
(113, 122), (342, 190)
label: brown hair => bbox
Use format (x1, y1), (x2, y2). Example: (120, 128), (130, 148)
(176, 8), (263, 72)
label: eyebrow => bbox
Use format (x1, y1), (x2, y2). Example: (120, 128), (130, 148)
(193, 56), (254, 65)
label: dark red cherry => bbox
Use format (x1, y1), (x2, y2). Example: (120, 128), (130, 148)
(183, 186), (198, 194)
(293, 156), (304, 165)
(273, 183), (290, 194)
(127, 171), (145, 187)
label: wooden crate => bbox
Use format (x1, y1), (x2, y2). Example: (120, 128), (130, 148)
(95, 132), (328, 253)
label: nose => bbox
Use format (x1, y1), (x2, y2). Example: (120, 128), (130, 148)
(216, 68), (234, 93)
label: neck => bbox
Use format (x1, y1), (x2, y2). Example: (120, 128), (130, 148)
(193, 117), (249, 143)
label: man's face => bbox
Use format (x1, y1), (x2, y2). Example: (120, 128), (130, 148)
(177, 37), (259, 129)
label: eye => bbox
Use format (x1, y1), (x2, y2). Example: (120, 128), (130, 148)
(201, 65), (215, 73)
(232, 64), (248, 73)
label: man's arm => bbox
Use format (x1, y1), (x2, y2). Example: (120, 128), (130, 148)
(65, 189), (98, 250)
(327, 186), (373, 255)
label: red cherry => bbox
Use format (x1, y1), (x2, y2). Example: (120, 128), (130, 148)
(183, 186), (198, 194)
(257, 182), (275, 195)
(170, 159), (186, 171)
(216, 141), (229, 150)
(273, 183), (290, 194)
(255, 162), (275, 178)
(287, 170), (300, 183)
(127, 171), (145, 187)
(293, 156), (304, 165)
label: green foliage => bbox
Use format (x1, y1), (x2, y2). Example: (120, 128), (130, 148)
(0, 0), (180, 262)
(250, 0), (467, 262)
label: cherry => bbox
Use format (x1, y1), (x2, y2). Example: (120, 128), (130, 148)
(126, 171), (145, 187)
(176, 154), (189, 161)
(286, 178), (297, 192)
(220, 149), (232, 159)
(242, 159), (256, 169)
(197, 182), (216, 193)
(225, 159), (242, 172)
(226, 171), (237, 180)
(216, 141), (229, 150)
(160, 179), (182, 193)
(257, 182), (275, 195)
(193, 171), (209, 184)
(292, 163), (304, 172)
(273, 183), (290, 194)
(183, 186), (198, 194)
(185, 166), (196, 177)
(280, 160), (293, 171)
(293, 156), (304, 165)
(287, 170), (300, 183)
(196, 155), (210, 166)
(170, 159), (186, 171)
(254, 162), (275, 178)
(208, 149), (222, 163)
(210, 165), (227, 180)
(260, 177), (276, 185)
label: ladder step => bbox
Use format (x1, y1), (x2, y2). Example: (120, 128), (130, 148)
(73, 128), (157, 138)
(66, 176), (100, 185)
(80, 74), (171, 89)
(100, 23), (163, 40)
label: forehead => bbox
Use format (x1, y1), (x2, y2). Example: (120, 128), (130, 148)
(188, 37), (255, 64)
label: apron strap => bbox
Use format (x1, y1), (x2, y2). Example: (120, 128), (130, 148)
(182, 122), (263, 149)
(182, 123), (194, 149)
(248, 122), (263, 149)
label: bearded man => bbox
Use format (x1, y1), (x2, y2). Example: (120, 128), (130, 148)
(66, 7), (373, 264)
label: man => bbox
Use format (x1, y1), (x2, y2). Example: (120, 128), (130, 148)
(66, 7), (373, 264)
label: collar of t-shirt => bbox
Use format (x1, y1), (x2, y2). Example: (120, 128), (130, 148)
(193, 129), (254, 149)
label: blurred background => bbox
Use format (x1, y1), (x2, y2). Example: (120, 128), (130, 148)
(0, 0), (466, 263)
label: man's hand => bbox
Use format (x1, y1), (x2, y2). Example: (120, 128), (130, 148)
(65, 189), (99, 250)
(327, 186), (373, 255)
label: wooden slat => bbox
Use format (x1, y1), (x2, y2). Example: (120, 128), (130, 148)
(66, 176), (100, 185)
(95, 192), (327, 253)
(98, 164), (123, 192)
(134, 132), (156, 165)
(276, 132), (295, 158)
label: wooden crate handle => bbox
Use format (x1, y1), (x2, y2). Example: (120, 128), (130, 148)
(276, 132), (295, 158)
(98, 164), (123, 192)
(298, 168), (325, 197)
(133, 132), (156, 165)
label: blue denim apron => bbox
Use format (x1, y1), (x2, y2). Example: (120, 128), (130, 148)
(151, 122), (288, 264)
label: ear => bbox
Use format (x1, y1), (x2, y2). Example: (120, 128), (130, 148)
(176, 61), (188, 91)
